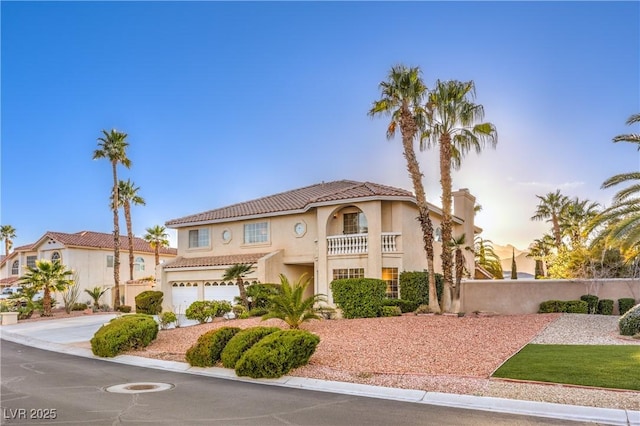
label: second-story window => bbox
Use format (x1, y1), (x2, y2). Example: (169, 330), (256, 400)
(51, 251), (61, 263)
(134, 257), (145, 271)
(11, 260), (19, 275)
(244, 222), (268, 244)
(343, 212), (368, 234)
(188, 228), (210, 248)
(26, 256), (37, 268)
(107, 255), (114, 268)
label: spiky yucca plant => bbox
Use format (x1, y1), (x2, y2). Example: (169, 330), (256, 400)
(262, 274), (326, 329)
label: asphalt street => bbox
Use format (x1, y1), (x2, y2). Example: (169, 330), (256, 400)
(0, 341), (590, 426)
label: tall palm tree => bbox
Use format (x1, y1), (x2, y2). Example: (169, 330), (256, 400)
(144, 225), (170, 266)
(19, 259), (73, 316)
(591, 113), (640, 252)
(223, 263), (253, 310)
(368, 65), (440, 313)
(0, 225), (16, 256)
(421, 80), (497, 311)
(114, 179), (146, 281)
(93, 129), (131, 308)
(527, 236), (554, 278)
(559, 198), (600, 250)
(531, 190), (569, 249)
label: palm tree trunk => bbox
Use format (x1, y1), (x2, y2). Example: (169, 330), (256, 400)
(237, 278), (248, 310)
(439, 134), (454, 312)
(400, 105), (440, 313)
(552, 215), (562, 249)
(43, 287), (52, 316)
(4, 240), (9, 257)
(154, 245), (160, 266)
(112, 161), (121, 309)
(124, 201), (134, 281)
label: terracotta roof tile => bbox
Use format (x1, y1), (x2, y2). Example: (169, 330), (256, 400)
(163, 253), (267, 269)
(43, 231), (177, 255)
(0, 277), (20, 286)
(166, 180), (414, 226)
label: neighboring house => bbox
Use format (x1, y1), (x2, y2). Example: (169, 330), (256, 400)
(160, 180), (479, 311)
(0, 231), (177, 306)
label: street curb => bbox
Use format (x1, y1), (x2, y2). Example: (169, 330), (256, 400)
(1, 330), (638, 426)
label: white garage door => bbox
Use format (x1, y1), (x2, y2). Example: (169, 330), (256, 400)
(171, 283), (199, 312)
(204, 282), (239, 304)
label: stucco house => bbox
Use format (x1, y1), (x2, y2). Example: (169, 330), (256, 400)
(160, 180), (479, 312)
(0, 230), (177, 306)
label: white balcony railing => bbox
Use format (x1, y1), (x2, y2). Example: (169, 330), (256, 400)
(382, 232), (401, 252)
(327, 233), (400, 255)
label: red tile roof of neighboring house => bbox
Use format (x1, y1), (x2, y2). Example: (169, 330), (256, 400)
(166, 180), (416, 226)
(40, 231), (177, 255)
(0, 277), (20, 286)
(163, 253), (267, 269)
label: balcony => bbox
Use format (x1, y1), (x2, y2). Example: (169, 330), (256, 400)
(327, 233), (400, 255)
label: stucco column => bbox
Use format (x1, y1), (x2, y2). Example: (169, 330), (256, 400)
(316, 206), (332, 303)
(453, 189), (476, 277)
(362, 201), (382, 279)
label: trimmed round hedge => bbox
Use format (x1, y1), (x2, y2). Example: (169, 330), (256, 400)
(220, 326), (281, 368)
(90, 314), (158, 357)
(619, 303), (640, 336)
(235, 329), (320, 379)
(185, 327), (241, 367)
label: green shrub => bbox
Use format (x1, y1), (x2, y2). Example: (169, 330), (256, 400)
(90, 314), (158, 357)
(185, 327), (241, 367)
(399, 271), (444, 306)
(538, 300), (567, 313)
(71, 302), (88, 311)
(245, 283), (280, 309)
(564, 300), (588, 314)
(381, 298), (418, 313)
(597, 299), (614, 315)
(618, 298), (636, 316)
(381, 306), (402, 317)
(580, 294), (599, 314)
(135, 291), (163, 315)
(117, 305), (132, 313)
(248, 307), (269, 317)
(215, 300), (233, 317)
(220, 326), (281, 368)
(159, 311), (177, 330)
(235, 330), (320, 378)
(619, 304), (640, 336)
(232, 304), (247, 317)
(331, 278), (386, 319)
(185, 301), (217, 324)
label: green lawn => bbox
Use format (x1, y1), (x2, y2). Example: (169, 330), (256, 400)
(492, 344), (640, 391)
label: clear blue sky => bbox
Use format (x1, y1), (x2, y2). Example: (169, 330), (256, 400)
(2, 1), (639, 251)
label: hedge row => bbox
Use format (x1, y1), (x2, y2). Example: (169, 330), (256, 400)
(185, 326), (319, 378)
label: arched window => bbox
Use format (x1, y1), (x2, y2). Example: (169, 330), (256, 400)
(11, 260), (19, 275)
(134, 257), (145, 271)
(51, 251), (61, 263)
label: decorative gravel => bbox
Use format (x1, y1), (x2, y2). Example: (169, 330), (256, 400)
(129, 313), (640, 411)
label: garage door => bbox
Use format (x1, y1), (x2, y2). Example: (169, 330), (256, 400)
(171, 283), (199, 311)
(204, 282), (239, 304)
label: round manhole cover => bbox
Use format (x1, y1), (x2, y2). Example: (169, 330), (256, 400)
(104, 382), (174, 394)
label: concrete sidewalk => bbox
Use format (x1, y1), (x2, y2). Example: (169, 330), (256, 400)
(1, 316), (638, 426)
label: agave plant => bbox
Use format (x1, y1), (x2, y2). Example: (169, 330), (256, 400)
(262, 274), (326, 329)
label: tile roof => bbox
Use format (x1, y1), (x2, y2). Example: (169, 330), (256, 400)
(41, 231), (177, 255)
(163, 253), (267, 269)
(166, 180), (415, 226)
(0, 277), (20, 286)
